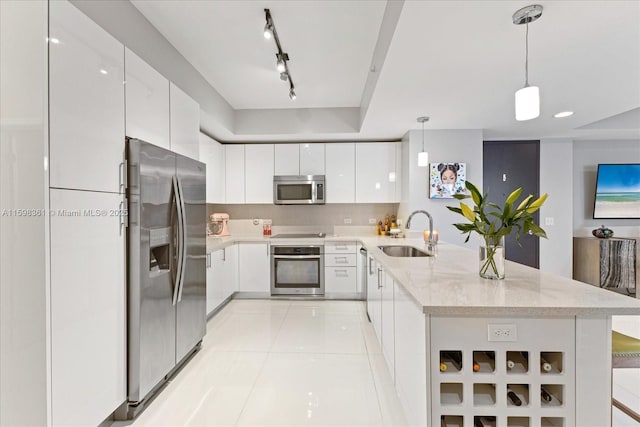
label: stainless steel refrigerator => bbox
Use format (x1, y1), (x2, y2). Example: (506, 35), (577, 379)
(120, 137), (206, 418)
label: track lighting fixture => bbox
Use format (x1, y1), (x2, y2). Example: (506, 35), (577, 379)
(263, 8), (296, 101)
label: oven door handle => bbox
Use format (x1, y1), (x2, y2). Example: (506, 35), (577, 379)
(273, 255), (322, 259)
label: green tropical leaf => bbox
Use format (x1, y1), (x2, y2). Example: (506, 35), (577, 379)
(526, 193), (548, 213)
(505, 187), (523, 205)
(465, 181), (482, 206)
(460, 203), (476, 222)
(516, 195), (533, 211)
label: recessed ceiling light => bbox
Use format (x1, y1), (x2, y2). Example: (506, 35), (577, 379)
(99, 69), (108, 75)
(554, 111), (574, 118)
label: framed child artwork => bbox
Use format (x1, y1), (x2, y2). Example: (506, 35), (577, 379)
(429, 163), (467, 199)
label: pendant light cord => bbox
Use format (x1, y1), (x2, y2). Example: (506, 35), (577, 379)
(524, 22), (529, 87)
(421, 120), (425, 151)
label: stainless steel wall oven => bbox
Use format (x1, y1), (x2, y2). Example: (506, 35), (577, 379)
(270, 245), (324, 296)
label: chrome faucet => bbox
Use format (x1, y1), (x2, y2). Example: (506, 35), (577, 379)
(406, 210), (436, 255)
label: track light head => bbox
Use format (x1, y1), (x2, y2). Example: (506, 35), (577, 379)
(289, 88), (297, 100)
(280, 72), (289, 81)
(263, 23), (273, 39)
(276, 57), (286, 72)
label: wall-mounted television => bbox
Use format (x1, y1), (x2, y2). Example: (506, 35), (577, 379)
(593, 164), (640, 219)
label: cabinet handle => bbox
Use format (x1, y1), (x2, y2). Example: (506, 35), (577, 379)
(377, 266), (382, 289)
(335, 269), (349, 278)
(267, 243), (270, 257)
(335, 256), (348, 264)
(223, 247), (226, 262)
(206, 253), (211, 268)
(119, 160), (128, 191)
(335, 245), (348, 250)
(369, 257), (374, 275)
(119, 198), (128, 236)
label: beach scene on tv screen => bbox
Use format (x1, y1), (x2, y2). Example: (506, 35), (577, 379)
(593, 164), (640, 218)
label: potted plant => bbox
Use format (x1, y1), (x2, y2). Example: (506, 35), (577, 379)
(447, 181), (548, 279)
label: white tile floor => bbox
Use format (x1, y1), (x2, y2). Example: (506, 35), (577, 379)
(114, 300), (407, 427)
(113, 301), (640, 426)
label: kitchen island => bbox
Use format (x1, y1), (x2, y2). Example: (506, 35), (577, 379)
(206, 234), (640, 427)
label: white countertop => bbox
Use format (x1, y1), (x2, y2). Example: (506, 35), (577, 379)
(207, 234), (640, 316)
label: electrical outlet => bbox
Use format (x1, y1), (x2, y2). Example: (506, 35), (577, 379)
(545, 217), (554, 226)
(344, 218), (352, 224)
(369, 218), (377, 225)
(488, 324), (517, 342)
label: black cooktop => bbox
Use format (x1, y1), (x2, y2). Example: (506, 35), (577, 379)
(270, 232), (326, 239)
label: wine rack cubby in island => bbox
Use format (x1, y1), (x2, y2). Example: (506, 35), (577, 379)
(432, 316), (575, 427)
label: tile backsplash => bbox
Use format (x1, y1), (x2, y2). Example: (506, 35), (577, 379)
(207, 203), (399, 227)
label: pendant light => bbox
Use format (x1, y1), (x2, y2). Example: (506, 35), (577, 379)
(513, 5), (543, 121)
(417, 116), (429, 167)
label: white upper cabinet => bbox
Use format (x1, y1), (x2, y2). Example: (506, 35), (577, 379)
(274, 144), (299, 175)
(224, 144), (245, 203)
(125, 48), (170, 149)
(325, 143), (355, 203)
(299, 143), (325, 175)
(355, 142), (398, 203)
(245, 144), (274, 204)
(49, 0), (125, 193)
(169, 82), (199, 160)
(199, 133), (225, 204)
(274, 144), (325, 176)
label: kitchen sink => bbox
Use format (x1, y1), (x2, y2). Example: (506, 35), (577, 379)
(378, 245), (431, 257)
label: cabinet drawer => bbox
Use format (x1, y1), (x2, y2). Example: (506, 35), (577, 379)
(325, 266), (357, 293)
(325, 253), (357, 266)
(325, 241), (357, 253)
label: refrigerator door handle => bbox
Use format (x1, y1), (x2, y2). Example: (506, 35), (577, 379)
(172, 176), (184, 306)
(175, 176), (187, 303)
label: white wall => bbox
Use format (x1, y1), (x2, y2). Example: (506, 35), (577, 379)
(539, 139), (574, 277)
(398, 129), (483, 247)
(573, 139), (640, 238)
(0, 1), (49, 425)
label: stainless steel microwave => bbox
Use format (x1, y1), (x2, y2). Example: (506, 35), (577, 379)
(273, 175), (325, 205)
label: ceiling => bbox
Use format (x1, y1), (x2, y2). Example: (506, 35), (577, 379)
(131, 0), (640, 142)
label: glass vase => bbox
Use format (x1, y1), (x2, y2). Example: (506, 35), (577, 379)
(479, 236), (505, 280)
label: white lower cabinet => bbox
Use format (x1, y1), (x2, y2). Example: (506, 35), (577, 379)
(324, 241), (357, 295)
(366, 256), (382, 346)
(366, 258), (395, 379)
(49, 189), (125, 427)
(238, 242), (270, 292)
(394, 283), (427, 427)
(206, 245), (238, 316)
(325, 266), (357, 293)
(380, 268), (395, 380)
